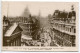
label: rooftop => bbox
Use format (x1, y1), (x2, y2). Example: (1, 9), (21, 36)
(21, 34), (32, 40)
(4, 23), (18, 37)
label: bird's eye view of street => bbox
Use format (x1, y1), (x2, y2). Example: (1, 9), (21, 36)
(2, 2), (77, 47)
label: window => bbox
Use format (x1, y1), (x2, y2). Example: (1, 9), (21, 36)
(70, 28), (71, 32)
(74, 29), (76, 33)
(68, 28), (69, 32)
(66, 27), (68, 31)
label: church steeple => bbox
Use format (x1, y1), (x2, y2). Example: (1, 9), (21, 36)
(38, 9), (41, 17)
(37, 9), (41, 21)
(7, 3), (9, 18)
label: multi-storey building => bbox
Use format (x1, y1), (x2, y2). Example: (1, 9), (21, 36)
(6, 7), (40, 46)
(19, 15), (40, 46)
(8, 7), (40, 40)
(49, 5), (76, 47)
(3, 16), (23, 46)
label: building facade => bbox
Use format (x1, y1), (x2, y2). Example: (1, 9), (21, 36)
(3, 16), (23, 46)
(49, 5), (76, 47)
(7, 10), (40, 46)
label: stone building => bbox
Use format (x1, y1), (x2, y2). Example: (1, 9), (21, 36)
(19, 15), (40, 46)
(49, 5), (76, 47)
(3, 16), (23, 46)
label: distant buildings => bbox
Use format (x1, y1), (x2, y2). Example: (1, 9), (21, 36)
(8, 7), (40, 46)
(3, 16), (23, 46)
(49, 5), (76, 47)
(4, 6), (40, 46)
(19, 15), (39, 40)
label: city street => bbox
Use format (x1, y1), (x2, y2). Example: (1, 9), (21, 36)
(37, 17), (57, 46)
(20, 17), (58, 46)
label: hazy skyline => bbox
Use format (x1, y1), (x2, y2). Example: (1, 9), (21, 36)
(2, 2), (78, 17)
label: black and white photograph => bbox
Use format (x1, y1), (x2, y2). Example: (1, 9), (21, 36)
(2, 1), (79, 51)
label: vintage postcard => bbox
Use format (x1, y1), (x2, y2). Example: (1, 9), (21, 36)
(1, 1), (79, 51)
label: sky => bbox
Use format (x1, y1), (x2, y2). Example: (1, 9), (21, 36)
(2, 2), (78, 17)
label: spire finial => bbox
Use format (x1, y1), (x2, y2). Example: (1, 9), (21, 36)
(7, 3), (9, 18)
(38, 9), (41, 17)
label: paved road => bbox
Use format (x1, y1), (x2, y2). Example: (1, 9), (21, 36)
(38, 17), (57, 46)
(21, 17), (58, 46)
